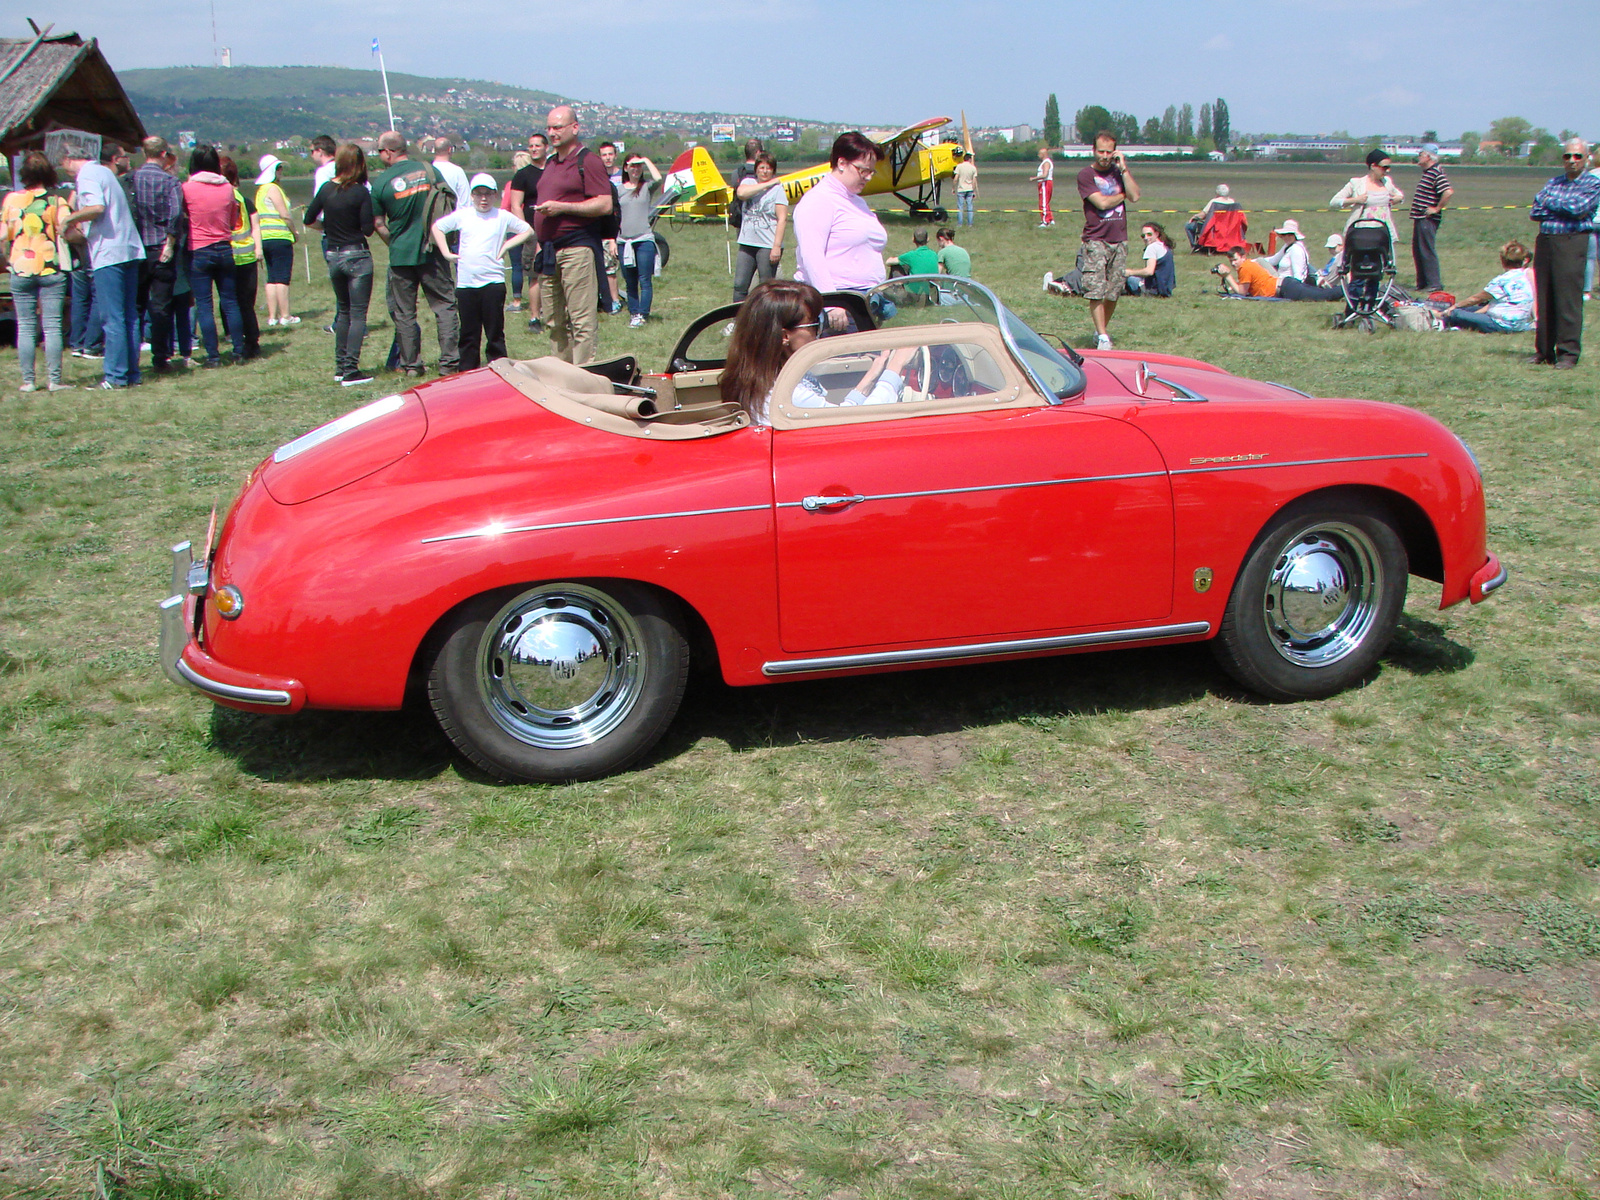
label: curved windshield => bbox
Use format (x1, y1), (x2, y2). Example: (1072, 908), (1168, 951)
(867, 276), (1086, 402)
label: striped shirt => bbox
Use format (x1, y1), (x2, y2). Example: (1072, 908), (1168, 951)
(1409, 164), (1450, 219)
(1530, 172), (1600, 236)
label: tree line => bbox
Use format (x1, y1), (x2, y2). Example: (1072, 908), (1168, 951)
(1041, 95), (1230, 153)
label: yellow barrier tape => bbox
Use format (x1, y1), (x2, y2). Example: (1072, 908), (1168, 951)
(953, 204), (1535, 215)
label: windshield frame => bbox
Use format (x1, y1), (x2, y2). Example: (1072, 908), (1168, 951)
(867, 276), (1086, 403)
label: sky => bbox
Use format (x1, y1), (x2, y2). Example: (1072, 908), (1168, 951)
(34, 0), (1600, 139)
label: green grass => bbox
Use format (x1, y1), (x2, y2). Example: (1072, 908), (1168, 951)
(1, 161), (1598, 1198)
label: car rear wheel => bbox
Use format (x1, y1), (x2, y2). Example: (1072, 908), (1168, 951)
(428, 582), (689, 782)
(1212, 500), (1407, 701)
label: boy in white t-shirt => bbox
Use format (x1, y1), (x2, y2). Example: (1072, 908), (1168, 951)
(432, 173), (534, 370)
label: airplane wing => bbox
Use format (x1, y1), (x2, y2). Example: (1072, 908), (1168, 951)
(874, 116), (953, 149)
(874, 117), (952, 189)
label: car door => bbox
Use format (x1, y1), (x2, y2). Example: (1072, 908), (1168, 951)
(770, 328), (1174, 654)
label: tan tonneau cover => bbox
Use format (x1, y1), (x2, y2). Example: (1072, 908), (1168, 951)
(491, 357), (750, 440)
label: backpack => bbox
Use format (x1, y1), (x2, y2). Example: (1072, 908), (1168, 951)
(726, 162), (756, 230)
(422, 164), (457, 235)
(575, 147), (622, 240)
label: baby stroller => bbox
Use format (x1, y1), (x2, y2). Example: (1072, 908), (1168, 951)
(1332, 219), (1398, 332)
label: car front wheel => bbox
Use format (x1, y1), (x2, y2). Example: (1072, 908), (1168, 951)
(428, 581), (689, 782)
(1212, 501), (1408, 701)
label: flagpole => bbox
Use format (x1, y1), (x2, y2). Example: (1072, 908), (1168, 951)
(373, 38), (395, 130)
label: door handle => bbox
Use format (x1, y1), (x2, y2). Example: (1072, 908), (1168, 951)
(801, 493), (865, 512)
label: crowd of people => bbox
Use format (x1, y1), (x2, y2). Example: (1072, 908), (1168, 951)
(4, 120), (1598, 393)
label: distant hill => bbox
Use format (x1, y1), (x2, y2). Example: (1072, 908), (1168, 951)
(119, 66), (839, 149)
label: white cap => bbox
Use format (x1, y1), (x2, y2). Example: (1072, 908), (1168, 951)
(1325, 233), (1343, 249)
(254, 154), (283, 185)
(469, 172), (498, 192)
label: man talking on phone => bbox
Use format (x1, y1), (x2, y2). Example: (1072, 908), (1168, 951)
(1076, 131), (1139, 351)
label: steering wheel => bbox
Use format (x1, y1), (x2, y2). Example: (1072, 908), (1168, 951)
(898, 345), (934, 404)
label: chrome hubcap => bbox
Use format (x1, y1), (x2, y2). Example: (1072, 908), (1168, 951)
(1261, 521), (1382, 667)
(478, 586), (643, 749)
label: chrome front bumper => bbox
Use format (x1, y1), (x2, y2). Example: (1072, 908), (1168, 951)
(158, 541), (298, 708)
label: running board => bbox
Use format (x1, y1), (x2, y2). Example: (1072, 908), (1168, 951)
(762, 621), (1212, 677)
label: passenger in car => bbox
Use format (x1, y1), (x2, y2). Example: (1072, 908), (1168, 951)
(720, 280), (915, 426)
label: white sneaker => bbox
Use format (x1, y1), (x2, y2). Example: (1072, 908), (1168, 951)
(267, 317), (279, 327)
(722, 321), (736, 337)
(1095, 334), (1113, 351)
(19, 382), (36, 393)
(629, 314), (646, 328)
(1042, 271), (1054, 292)
(282, 315), (301, 325)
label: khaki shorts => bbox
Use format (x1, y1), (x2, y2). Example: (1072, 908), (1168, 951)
(1080, 239), (1128, 300)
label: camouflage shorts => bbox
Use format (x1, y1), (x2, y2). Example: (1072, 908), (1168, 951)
(1080, 239), (1129, 300)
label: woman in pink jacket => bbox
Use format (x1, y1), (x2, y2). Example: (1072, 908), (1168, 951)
(182, 144), (248, 366)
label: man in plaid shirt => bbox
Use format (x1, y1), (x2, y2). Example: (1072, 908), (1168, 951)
(1529, 138), (1600, 369)
(132, 137), (186, 373)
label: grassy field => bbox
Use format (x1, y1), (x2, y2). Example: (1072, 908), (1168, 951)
(1, 162), (1598, 1199)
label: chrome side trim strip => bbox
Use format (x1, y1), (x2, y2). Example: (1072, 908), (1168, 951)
(1480, 562), (1509, 596)
(775, 469), (1168, 510)
(1172, 452), (1428, 477)
(420, 503), (770, 544)
(175, 659), (295, 707)
(762, 621), (1212, 676)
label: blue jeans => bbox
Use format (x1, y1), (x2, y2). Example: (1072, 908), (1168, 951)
(94, 260), (141, 386)
(1444, 305), (1519, 333)
(12, 272), (69, 386)
(957, 191), (975, 226)
(621, 236), (657, 318)
(69, 262), (101, 353)
(325, 246), (374, 376)
(189, 240), (245, 362)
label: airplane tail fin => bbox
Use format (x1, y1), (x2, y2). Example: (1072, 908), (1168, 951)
(663, 146), (729, 202)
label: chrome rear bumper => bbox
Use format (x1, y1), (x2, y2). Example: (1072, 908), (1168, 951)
(158, 540), (297, 708)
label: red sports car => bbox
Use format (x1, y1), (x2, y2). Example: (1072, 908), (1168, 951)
(159, 279), (1505, 782)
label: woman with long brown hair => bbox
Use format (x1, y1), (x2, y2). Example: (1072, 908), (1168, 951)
(720, 279), (913, 426)
(304, 144), (376, 385)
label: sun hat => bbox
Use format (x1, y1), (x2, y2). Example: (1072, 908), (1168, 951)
(1272, 219), (1304, 239)
(254, 154), (284, 185)
(469, 172), (497, 191)
(1325, 233), (1344, 249)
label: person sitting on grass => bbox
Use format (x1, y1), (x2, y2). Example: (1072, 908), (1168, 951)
(892, 228), (940, 297)
(1124, 222), (1176, 296)
(1215, 245), (1278, 297)
(935, 226), (970, 277)
(1441, 241), (1535, 333)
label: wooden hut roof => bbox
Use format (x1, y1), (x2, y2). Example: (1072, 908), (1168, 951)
(0, 27), (146, 156)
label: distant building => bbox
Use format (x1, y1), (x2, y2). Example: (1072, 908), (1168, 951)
(1055, 143), (1194, 158)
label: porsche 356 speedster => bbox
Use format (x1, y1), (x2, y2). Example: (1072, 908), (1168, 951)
(159, 278), (1505, 782)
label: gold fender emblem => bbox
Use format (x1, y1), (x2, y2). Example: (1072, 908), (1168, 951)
(1193, 568), (1214, 593)
(1189, 452), (1268, 465)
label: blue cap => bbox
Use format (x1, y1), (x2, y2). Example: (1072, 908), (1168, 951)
(1422, 142), (1440, 157)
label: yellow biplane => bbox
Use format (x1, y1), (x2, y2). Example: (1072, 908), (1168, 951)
(659, 116), (961, 223)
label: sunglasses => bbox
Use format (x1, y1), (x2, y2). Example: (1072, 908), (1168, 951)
(788, 320), (822, 333)
(1563, 153), (1587, 161)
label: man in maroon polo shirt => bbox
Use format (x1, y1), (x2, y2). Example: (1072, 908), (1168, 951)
(533, 105), (612, 364)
